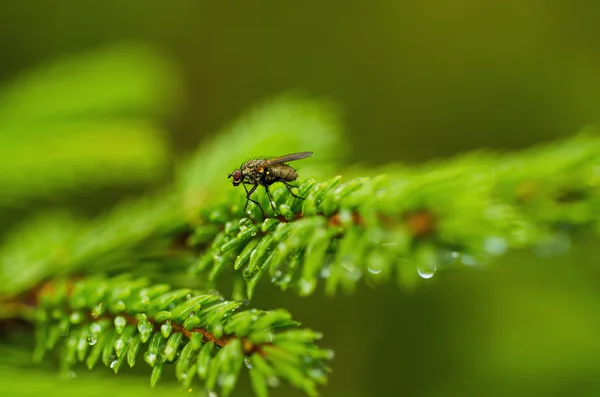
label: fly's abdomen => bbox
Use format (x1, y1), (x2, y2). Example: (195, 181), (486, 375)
(267, 164), (298, 184)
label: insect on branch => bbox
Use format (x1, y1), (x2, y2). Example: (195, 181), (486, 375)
(228, 152), (313, 217)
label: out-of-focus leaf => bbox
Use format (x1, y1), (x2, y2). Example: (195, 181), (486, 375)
(0, 42), (180, 126)
(0, 42), (182, 207)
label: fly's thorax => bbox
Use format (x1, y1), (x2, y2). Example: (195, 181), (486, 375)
(243, 159), (265, 169)
(242, 172), (260, 184)
(241, 160), (267, 184)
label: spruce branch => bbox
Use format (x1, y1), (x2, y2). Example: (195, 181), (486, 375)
(186, 132), (600, 296)
(2, 124), (598, 299)
(30, 275), (331, 397)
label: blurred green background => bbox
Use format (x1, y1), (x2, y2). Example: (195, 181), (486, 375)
(1, 1), (600, 396)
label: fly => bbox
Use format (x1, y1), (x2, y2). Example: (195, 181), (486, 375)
(228, 151), (313, 217)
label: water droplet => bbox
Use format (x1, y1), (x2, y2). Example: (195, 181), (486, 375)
(271, 270), (284, 283)
(246, 210), (252, 215)
(69, 312), (83, 324)
(87, 334), (98, 346)
(110, 359), (118, 369)
(367, 254), (386, 275)
(320, 266), (331, 278)
(180, 372), (188, 381)
(484, 236), (508, 256)
(299, 278), (315, 295)
(239, 217), (252, 229)
(114, 316), (127, 334)
(417, 264), (436, 279)
(224, 221), (237, 235)
(161, 321), (172, 338)
(308, 368), (325, 379)
(460, 254), (478, 266)
(272, 205), (280, 216)
(244, 357), (253, 369)
(208, 390), (218, 397)
(114, 339), (126, 356)
(341, 259), (363, 281)
(138, 320), (153, 342)
(113, 300), (126, 312)
(144, 352), (158, 366)
(250, 230), (257, 237)
(266, 377), (280, 387)
(89, 322), (101, 334)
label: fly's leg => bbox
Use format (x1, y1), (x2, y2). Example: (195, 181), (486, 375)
(263, 185), (277, 213)
(283, 182), (305, 200)
(243, 183), (264, 218)
(260, 173), (276, 215)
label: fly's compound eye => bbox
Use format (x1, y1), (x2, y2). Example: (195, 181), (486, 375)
(230, 169), (242, 185)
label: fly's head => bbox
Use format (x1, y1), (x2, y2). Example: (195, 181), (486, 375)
(228, 169), (243, 186)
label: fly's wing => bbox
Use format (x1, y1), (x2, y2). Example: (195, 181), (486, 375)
(264, 152), (313, 165)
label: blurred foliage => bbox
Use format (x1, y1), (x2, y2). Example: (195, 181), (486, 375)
(0, 42), (180, 208)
